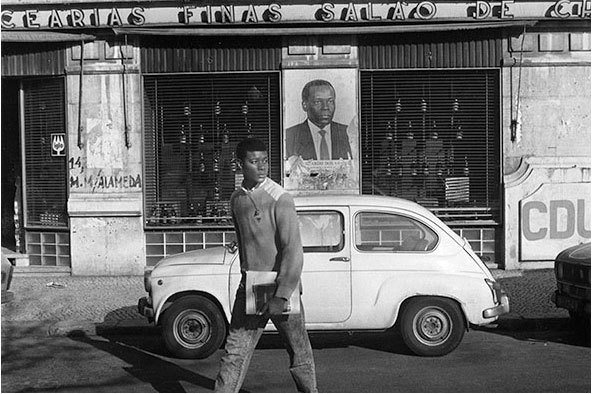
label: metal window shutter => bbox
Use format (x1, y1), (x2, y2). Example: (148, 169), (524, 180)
(2, 43), (67, 77)
(140, 36), (282, 73)
(23, 78), (68, 227)
(360, 70), (500, 223)
(144, 73), (281, 227)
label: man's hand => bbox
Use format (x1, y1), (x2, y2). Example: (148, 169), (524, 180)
(259, 297), (287, 316)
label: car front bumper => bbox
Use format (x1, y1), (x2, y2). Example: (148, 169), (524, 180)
(482, 292), (510, 319)
(552, 291), (591, 315)
(138, 296), (155, 323)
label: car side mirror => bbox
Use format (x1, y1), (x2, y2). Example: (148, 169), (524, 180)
(226, 240), (238, 254)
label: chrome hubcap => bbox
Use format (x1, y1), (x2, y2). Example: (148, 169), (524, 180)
(173, 309), (212, 349)
(413, 306), (452, 346)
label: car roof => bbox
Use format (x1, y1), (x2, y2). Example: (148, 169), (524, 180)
(294, 194), (434, 217)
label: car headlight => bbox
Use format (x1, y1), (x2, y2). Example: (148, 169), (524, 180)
(555, 262), (563, 279)
(144, 268), (153, 293)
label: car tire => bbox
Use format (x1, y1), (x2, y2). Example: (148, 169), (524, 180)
(161, 295), (227, 359)
(399, 297), (465, 357)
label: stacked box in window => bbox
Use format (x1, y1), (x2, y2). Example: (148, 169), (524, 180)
(444, 177), (470, 204)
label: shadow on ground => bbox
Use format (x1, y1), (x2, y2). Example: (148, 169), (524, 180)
(69, 332), (216, 393)
(475, 317), (591, 348)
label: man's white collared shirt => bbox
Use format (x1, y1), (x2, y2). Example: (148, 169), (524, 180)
(307, 120), (332, 160)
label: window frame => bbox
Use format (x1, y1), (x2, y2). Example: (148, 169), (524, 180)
(296, 209), (345, 253)
(354, 210), (439, 253)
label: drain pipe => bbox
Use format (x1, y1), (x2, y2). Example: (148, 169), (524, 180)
(120, 34), (131, 148)
(77, 40), (84, 149)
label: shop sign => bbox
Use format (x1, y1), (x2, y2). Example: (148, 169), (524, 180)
(1, 0), (589, 30)
(51, 133), (66, 157)
(520, 182), (591, 261)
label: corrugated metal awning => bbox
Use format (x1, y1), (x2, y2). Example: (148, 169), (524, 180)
(113, 20), (537, 36)
(1, 31), (95, 42)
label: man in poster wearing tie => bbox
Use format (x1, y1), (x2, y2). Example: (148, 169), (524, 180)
(286, 79), (353, 161)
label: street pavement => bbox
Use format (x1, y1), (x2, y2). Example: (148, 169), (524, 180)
(0, 269), (578, 338)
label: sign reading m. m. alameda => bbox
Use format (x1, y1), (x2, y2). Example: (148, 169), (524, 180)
(1, 0), (590, 30)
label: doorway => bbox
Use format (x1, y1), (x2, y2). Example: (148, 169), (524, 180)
(1, 79), (23, 253)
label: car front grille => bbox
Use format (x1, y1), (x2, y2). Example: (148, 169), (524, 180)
(556, 261), (591, 286)
(557, 282), (591, 300)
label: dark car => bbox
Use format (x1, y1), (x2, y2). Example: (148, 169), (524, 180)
(1, 253), (15, 304)
(552, 242), (591, 323)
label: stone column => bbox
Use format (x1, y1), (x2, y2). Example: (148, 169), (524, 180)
(66, 39), (145, 275)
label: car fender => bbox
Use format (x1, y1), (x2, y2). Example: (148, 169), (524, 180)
(371, 272), (496, 328)
(152, 273), (232, 324)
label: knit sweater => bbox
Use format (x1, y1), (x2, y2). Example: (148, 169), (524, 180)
(230, 178), (303, 300)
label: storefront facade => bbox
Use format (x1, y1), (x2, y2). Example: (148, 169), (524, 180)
(1, 0), (589, 274)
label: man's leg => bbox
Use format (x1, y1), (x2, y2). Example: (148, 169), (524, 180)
(272, 302), (318, 393)
(215, 286), (267, 393)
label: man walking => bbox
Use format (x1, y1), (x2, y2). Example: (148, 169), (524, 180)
(215, 137), (318, 392)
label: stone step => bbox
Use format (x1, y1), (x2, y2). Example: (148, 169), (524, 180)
(1, 247), (29, 267)
(14, 265), (71, 277)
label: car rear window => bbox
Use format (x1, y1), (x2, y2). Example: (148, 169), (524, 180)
(355, 212), (438, 252)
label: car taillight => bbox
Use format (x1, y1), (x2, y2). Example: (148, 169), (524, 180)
(485, 279), (500, 303)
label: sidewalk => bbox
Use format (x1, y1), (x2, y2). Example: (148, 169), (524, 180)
(1, 269), (570, 338)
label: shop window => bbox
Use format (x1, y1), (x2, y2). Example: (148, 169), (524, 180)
(22, 78), (68, 228)
(355, 212), (438, 252)
(143, 73), (281, 228)
(360, 70), (500, 224)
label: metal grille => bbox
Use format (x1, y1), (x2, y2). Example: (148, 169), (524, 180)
(23, 78), (68, 228)
(360, 69), (500, 223)
(144, 72), (281, 227)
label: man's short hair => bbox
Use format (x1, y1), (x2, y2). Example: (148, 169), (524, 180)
(236, 137), (268, 161)
(301, 79), (335, 102)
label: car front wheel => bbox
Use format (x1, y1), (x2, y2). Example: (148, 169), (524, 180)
(161, 295), (227, 359)
(399, 297), (465, 357)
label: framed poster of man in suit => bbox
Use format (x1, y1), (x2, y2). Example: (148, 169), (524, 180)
(283, 69), (359, 195)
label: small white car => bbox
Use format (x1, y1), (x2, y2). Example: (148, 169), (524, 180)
(138, 195), (509, 358)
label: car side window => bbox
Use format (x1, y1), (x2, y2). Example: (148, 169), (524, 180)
(355, 212), (438, 252)
(297, 211), (344, 253)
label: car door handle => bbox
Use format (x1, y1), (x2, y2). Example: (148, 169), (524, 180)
(329, 257), (350, 262)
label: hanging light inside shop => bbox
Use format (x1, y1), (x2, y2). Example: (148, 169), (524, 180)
(463, 156), (470, 177)
(213, 153), (220, 172)
(200, 152), (206, 173)
(386, 121), (393, 140)
(199, 125), (205, 144)
(223, 124), (229, 144)
(406, 121), (414, 139)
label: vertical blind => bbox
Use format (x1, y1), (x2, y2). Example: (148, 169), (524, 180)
(360, 69), (500, 222)
(144, 72), (281, 227)
(23, 78), (68, 227)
